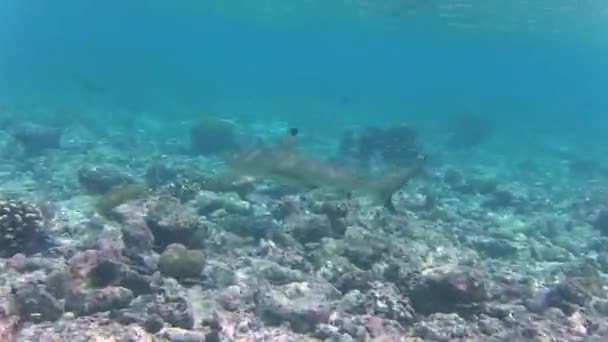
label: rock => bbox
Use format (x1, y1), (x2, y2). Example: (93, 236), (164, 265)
(251, 258), (305, 285)
(94, 185), (147, 218)
(477, 314), (504, 336)
(361, 315), (403, 340)
(364, 282), (415, 324)
(15, 316), (153, 341)
(201, 316), (228, 342)
(309, 239), (359, 282)
(257, 280), (340, 333)
(145, 162), (179, 188)
(598, 252), (608, 273)
(471, 237), (518, 259)
(216, 285), (252, 311)
(411, 266), (489, 314)
(335, 270), (376, 293)
(158, 243), (206, 280)
(77, 164), (134, 194)
(5, 254), (56, 273)
(196, 190), (251, 215)
(200, 260), (236, 289)
(270, 195), (303, 220)
(219, 214), (282, 240)
(112, 202), (154, 252)
(320, 200), (350, 235)
(0, 316), (20, 342)
(338, 290), (367, 315)
(562, 259), (604, 297)
(65, 286), (133, 316)
(413, 313), (479, 341)
(11, 282), (64, 322)
(530, 242), (571, 262)
(484, 188), (518, 208)
(45, 267), (74, 300)
(256, 239), (312, 272)
(593, 210), (608, 236)
(160, 328), (206, 341)
(67, 249), (106, 287)
(143, 314), (165, 333)
(146, 198), (203, 249)
(320, 200), (350, 221)
(118, 268), (152, 296)
(286, 214), (333, 244)
(114, 293), (195, 330)
(150, 297), (195, 329)
(149, 274), (186, 300)
(314, 323), (343, 340)
(12, 122), (61, 155)
(593, 299), (608, 316)
(543, 279), (591, 315)
(342, 227), (388, 269)
(443, 169), (466, 189)
(88, 259), (125, 287)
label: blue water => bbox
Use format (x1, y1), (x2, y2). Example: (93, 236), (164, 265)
(3, 3), (608, 339)
(1, 1), (607, 153)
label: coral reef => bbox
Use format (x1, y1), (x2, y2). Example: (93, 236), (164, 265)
(93, 184), (147, 217)
(145, 161), (255, 202)
(0, 199), (45, 257)
(190, 115), (239, 155)
(78, 164), (135, 194)
(0, 116), (607, 341)
(339, 123), (424, 168)
(145, 196), (205, 249)
(158, 243), (206, 280)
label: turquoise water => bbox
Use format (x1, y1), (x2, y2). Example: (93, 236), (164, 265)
(2, 1), (606, 149)
(2, 3), (608, 340)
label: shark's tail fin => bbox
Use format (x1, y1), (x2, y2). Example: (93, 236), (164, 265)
(371, 162), (424, 213)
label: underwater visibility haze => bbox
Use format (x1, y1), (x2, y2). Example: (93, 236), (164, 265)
(1, 1), (608, 340)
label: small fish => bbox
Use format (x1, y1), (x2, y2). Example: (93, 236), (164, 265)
(224, 128), (424, 212)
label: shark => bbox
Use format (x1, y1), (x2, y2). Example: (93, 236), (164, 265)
(223, 128), (424, 212)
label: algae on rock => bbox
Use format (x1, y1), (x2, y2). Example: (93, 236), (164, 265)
(158, 243), (206, 280)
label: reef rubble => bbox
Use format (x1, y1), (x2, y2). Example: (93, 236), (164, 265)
(0, 118), (607, 342)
